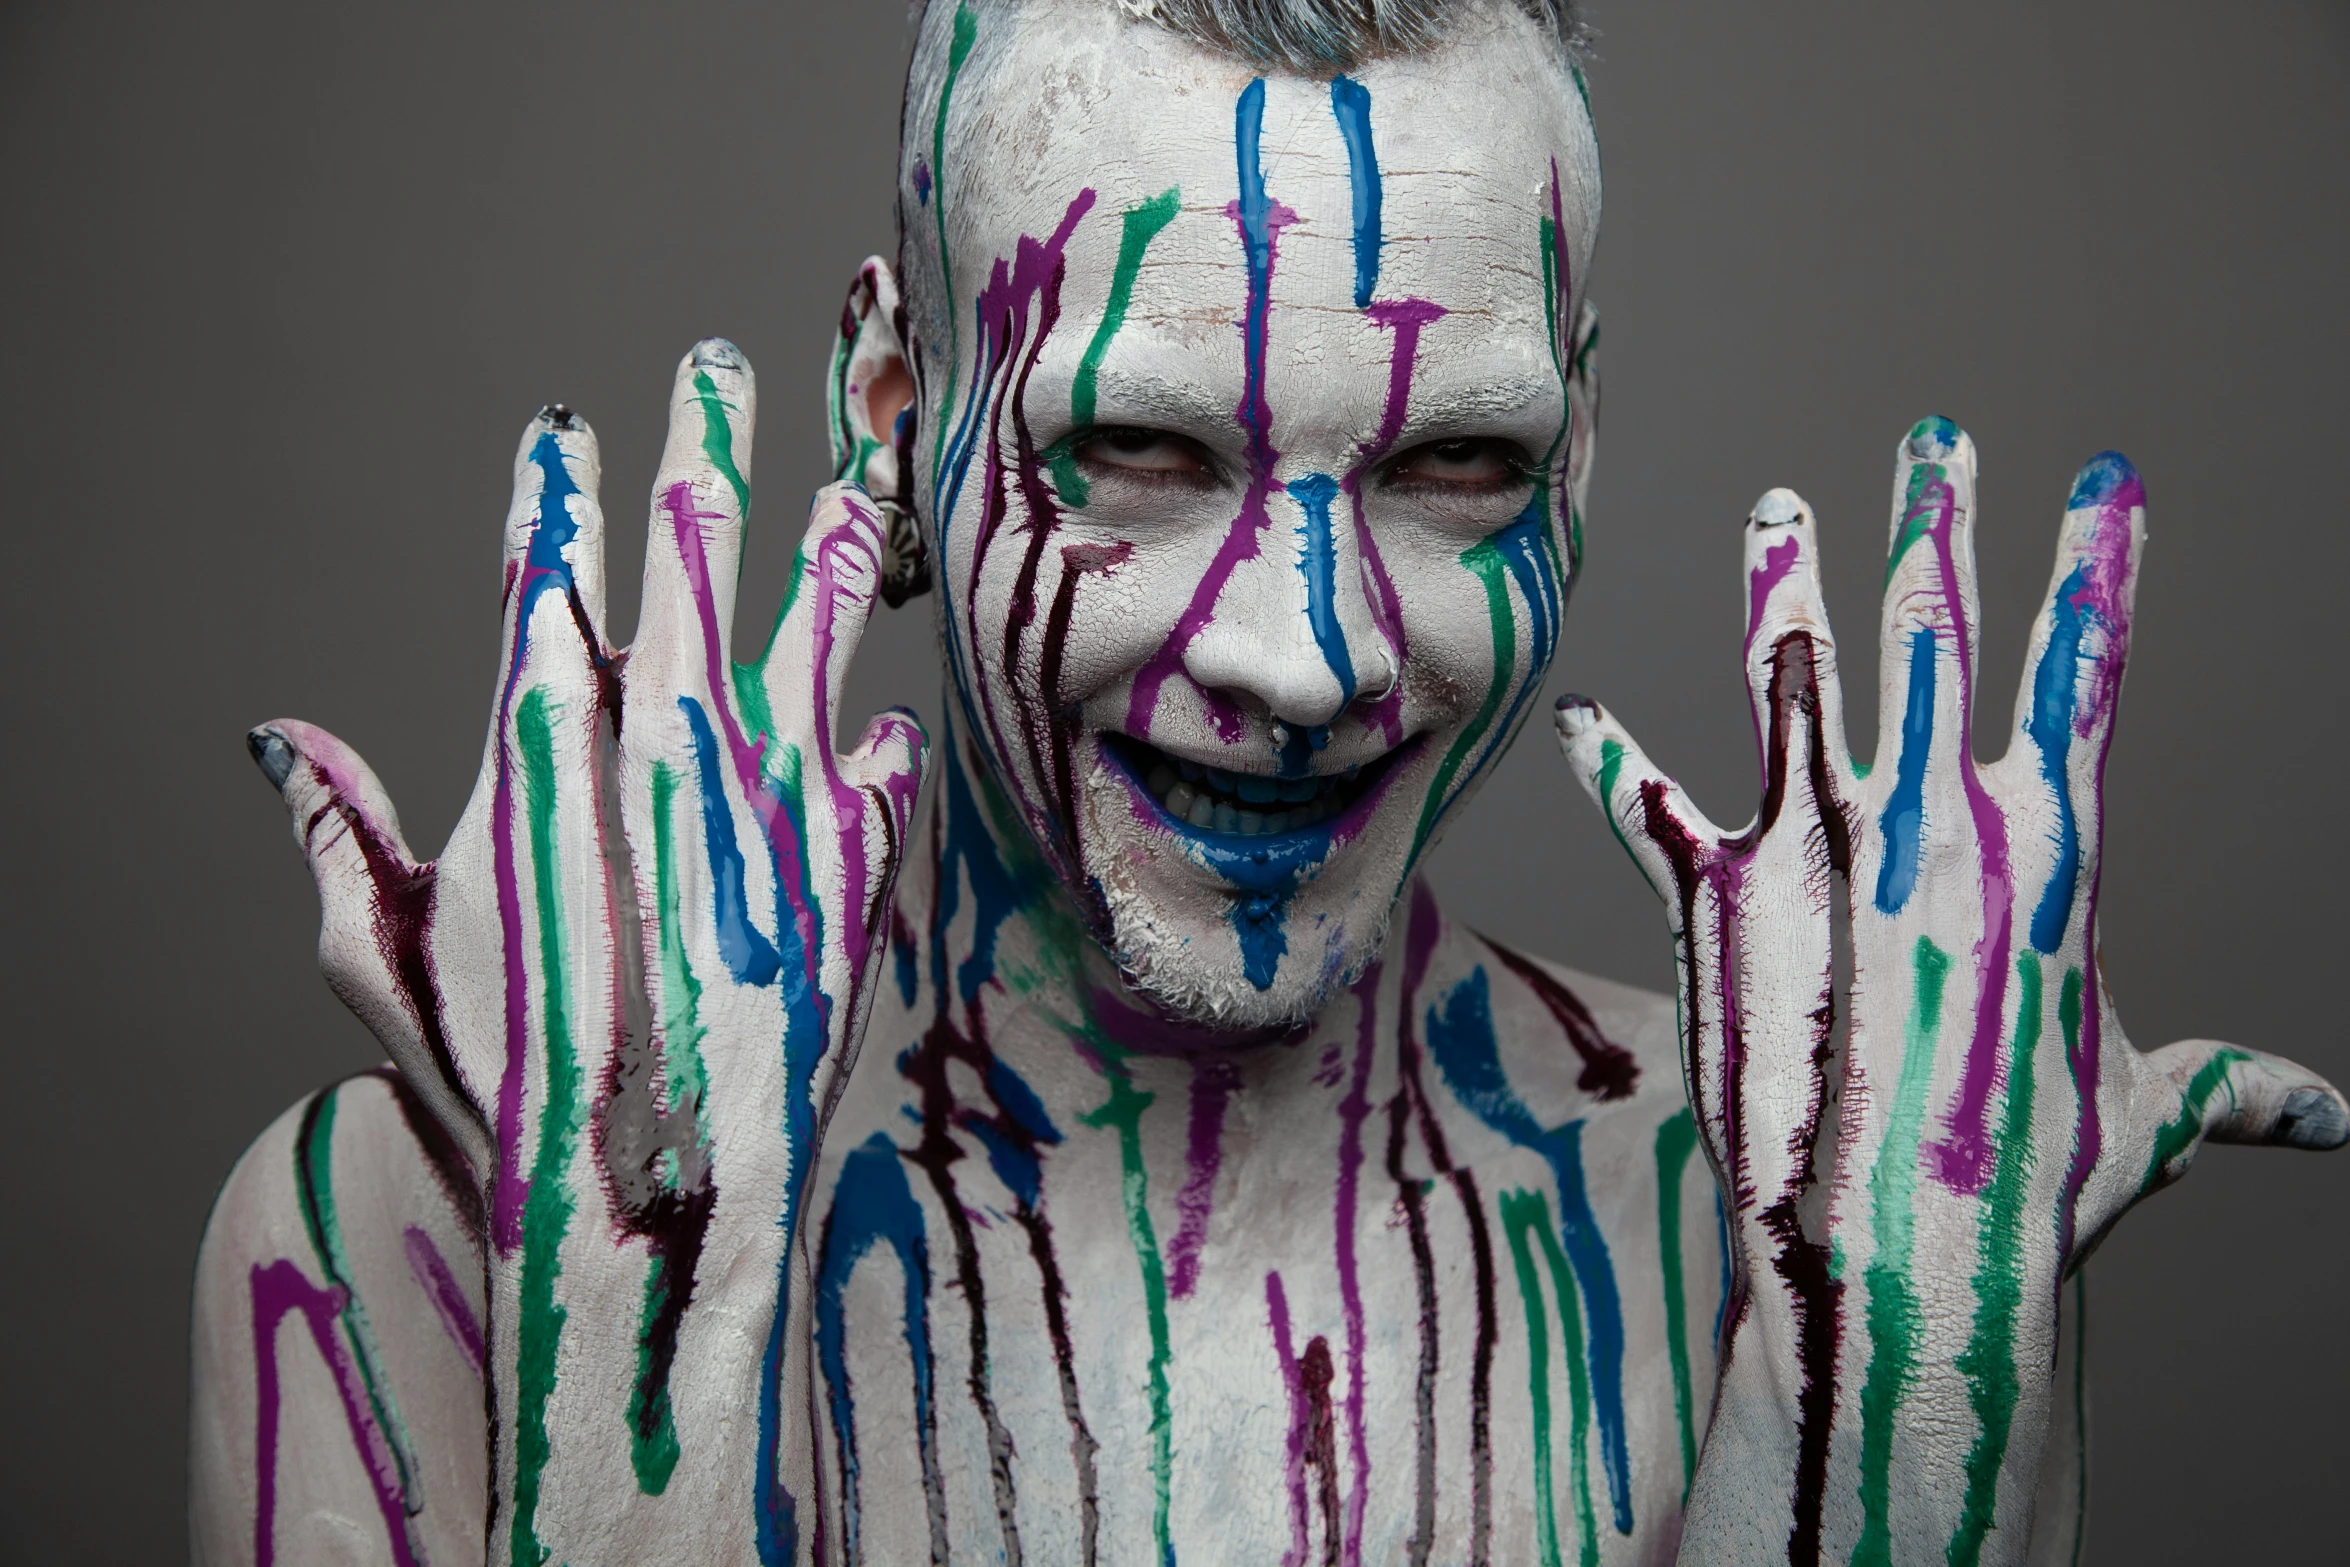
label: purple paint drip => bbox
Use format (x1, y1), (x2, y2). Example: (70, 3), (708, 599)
(1743, 535), (1803, 784)
(1167, 1057), (1240, 1299)
(2054, 473), (2139, 1273)
(1911, 468), (2015, 1195)
(1343, 299), (1445, 747)
(1332, 968), (1380, 1565)
(402, 1224), (484, 1375)
(249, 1260), (422, 1567)
(1266, 1269), (1312, 1567)
(1123, 175), (1298, 740)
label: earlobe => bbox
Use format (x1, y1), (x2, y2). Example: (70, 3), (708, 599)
(830, 257), (929, 605)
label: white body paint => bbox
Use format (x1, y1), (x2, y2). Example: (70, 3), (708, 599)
(190, 2), (2335, 1563)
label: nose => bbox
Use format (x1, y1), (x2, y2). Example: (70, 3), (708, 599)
(1181, 472), (1398, 732)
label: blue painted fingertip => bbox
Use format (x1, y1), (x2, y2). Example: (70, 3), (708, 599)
(2066, 451), (2137, 510)
(1906, 415), (1961, 462)
(247, 728), (294, 790)
(2277, 1086), (2350, 1150)
(692, 337), (746, 372)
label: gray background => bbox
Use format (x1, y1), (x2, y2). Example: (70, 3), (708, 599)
(2, 1), (2342, 1560)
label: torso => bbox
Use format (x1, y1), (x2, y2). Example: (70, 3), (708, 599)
(809, 865), (1714, 1567)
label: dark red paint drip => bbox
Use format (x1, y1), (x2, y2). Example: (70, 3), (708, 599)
(1477, 937), (1640, 1101)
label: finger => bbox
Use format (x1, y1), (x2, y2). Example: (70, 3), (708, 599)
(1999, 452), (2146, 956)
(1741, 488), (1856, 828)
(248, 720), (482, 1139)
(1867, 416), (1983, 909)
(1554, 695), (1724, 916)
(633, 339), (756, 708)
(2136, 1040), (2350, 1194)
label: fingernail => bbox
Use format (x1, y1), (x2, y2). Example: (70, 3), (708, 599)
(692, 337), (745, 371)
(1554, 693), (1599, 735)
(2066, 450), (2141, 512)
(537, 403), (579, 431)
(1907, 415), (1960, 461)
(2277, 1086), (2350, 1150)
(247, 728), (294, 789)
(1750, 488), (1804, 528)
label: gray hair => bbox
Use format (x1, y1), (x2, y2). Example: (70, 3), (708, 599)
(914, 0), (1588, 74)
(1120, 0), (1586, 70)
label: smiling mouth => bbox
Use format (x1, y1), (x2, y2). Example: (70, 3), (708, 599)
(1102, 734), (1388, 838)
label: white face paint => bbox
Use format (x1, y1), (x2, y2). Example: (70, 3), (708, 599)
(897, 0), (1602, 1026)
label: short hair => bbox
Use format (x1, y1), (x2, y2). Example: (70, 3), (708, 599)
(915, 0), (1588, 74)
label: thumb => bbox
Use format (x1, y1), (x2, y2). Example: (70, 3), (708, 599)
(2135, 1038), (2350, 1190)
(249, 721), (477, 1132)
(1554, 693), (1722, 916)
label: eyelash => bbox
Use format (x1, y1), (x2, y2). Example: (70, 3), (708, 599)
(1059, 430), (1534, 497)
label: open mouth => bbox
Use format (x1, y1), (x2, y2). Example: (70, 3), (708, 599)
(1102, 734), (1390, 839)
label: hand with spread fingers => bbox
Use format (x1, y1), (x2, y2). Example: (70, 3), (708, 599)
(245, 340), (925, 1565)
(1556, 418), (2348, 1566)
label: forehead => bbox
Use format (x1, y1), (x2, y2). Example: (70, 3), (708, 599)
(913, 2), (1600, 359)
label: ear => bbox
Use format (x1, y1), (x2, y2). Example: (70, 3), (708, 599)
(829, 257), (928, 604)
(1563, 300), (1600, 572)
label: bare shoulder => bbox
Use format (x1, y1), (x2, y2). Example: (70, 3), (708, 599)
(1456, 927), (1683, 1128)
(191, 1067), (486, 1567)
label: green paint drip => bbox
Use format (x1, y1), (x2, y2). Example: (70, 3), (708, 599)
(298, 1085), (421, 1505)
(1885, 452), (1944, 588)
(1042, 436), (1090, 509)
(1079, 1071), (1175, 1566)
(2143, 1045), (2252, 1193)
(628, 1262), (684, 1494)
(624, 761), (709, 1495)
(1501, 1189), (1599, 1567)
(1948, 954), (2042, 1566)
(510, 686), (583, 1567)
(691, 369), (750, 518)
(1408, 538), (1513, 864)
(925, 2), (981, 503)
(1853, 935), (1950, 1567)
(1653, 1108), (1701, 1494)
(1072, 188), (1180, 428)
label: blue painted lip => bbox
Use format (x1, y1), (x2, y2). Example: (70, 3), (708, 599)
(1097, 731), (1421, 873)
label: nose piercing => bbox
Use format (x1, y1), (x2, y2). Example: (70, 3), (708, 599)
(1366, 647), (1399, 699)
(1271, 722), (1290, 750)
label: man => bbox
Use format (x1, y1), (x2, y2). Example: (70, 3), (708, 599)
(190, 0), (2345, 1561)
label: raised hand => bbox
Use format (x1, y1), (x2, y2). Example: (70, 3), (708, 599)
(1556, 419), (2346, 1566)
(249, 341), (924, 1564)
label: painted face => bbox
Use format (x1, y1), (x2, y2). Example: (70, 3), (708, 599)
(895, 0), (1600, 1026)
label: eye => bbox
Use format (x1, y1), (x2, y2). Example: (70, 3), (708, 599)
(1384, 437), (1529, 492)
(1075, 426), (1214, 481)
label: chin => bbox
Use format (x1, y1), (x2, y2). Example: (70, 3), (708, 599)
(1068, 730), (1432, 1032)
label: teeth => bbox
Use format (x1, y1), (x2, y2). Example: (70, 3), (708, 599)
(1142, 747), (1357, 835)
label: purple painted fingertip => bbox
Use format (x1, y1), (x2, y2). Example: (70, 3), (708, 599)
(247, 728), (295, 790)
(2277, 1087), (2350, 1150)
(692, 337), (746, 372)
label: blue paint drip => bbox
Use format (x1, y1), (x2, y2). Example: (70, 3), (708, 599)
(494, 433), (583, 718)
(1426, 967), (1635, 1533)
(1486, 502), (1564, 750)
(814, 1133), (934, 1564)
(1874, 625), (1935, 914)
(678, 697), (784, 987)
(2025, 561), (2089, 953)
(1330, 76), (1381, 308)
(1235, 78), (1278, 468)
(1287, 472), (1357, 705)
(935, 723), (1029, 1006)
